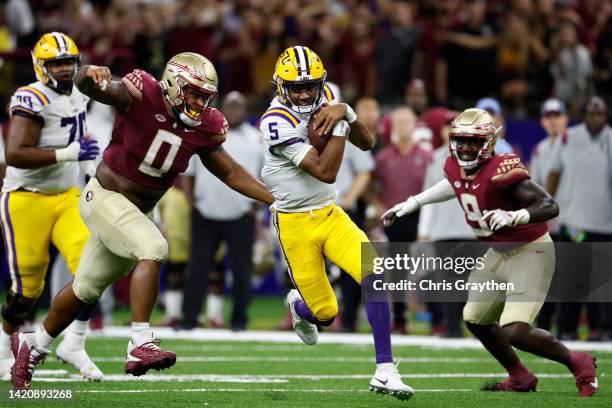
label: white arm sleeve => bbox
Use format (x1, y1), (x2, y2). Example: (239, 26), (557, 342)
(417, 203), (434, 238)
(413, 178), (455, 207)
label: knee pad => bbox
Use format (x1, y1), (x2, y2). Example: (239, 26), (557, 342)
(72, 277), (104, 304)
(1, 291), (35, 326)
(313, 303), (338, 323)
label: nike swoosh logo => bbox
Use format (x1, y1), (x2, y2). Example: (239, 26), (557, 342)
(375, 377), (388, 385)
(473, 184), (480, 189)
(591, 377), (598, 388)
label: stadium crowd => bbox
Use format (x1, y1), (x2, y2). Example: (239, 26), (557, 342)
(0, 0), (611, 340)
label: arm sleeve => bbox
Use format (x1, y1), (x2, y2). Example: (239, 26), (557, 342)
(413, 178), (456, 206)
(275, 142), (313, 167)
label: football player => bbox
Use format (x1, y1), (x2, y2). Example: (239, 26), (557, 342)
(0, 32), (103, 381)
(383, 108), (598, 397)
(10, 52), (274, 389)
(260, 46), (414, 400)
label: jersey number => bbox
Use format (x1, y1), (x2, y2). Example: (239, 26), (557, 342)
(138, 129), (182, 177)
(61, 112), (86, 144)
(460, 193), (493, 237)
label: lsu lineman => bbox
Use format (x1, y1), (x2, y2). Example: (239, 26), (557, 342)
(260, 46), (414, 400)
(0, 32), (102, 380)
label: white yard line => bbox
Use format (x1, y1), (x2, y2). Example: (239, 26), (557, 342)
(76, 388), (473, 394)
(86, 326), (612, 352)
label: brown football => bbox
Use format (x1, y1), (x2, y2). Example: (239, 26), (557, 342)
(307, 108), (332, 152)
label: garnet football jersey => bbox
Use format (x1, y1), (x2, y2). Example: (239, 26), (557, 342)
(103, 69), (227, 190)
(443, 153), (547, 243)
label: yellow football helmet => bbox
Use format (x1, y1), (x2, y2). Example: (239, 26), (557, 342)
(449, 108), (500, 169)
(161, 52), (218, 127)
(273, 46), (326, 114)
(32, 32), (80, 93)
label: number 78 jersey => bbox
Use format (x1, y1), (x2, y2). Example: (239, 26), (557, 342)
(443, 154), (547, 243)
(103, 69), (227, 191)
(4, 82), (88, 193)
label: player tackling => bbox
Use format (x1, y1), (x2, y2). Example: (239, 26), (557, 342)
(10, 52), (274, 389)
(383, 108), (597, 397)
(261, 46), (414, 400)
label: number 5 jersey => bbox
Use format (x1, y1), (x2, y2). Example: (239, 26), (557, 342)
(5, 82), (89, 193)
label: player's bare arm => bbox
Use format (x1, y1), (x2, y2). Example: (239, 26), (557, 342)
(75, 65), (133, 112)
(200, 146), (274, 204)
(507, 179), (559, 223)
(298, 133), (347, 184)
(312, 103), (374, 151)
(5, 115), (55, 168)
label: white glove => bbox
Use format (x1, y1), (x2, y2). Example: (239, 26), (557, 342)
(481, 208), (530, 231)
(382, 196), (420, 227)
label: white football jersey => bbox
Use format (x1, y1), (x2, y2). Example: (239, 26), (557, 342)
(4, 82), (89, 193)
(260, 85), (339, 212)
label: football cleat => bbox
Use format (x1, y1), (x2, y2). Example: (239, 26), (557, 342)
(369, 362), (415, 401)
(482, 373), (538, 392)
(286, 290), (318, 345)
(10, 332), (49, 389)
(124, 338), (176, 376)
(56, 337), (104, 381)
(569, 351), (598, 397)
(0, 356), (14, 381)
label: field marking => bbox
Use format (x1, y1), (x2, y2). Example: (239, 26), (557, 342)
(76, 388), (473, 394)
(86, 326), (612, 352)
(30, 373), (576, 383)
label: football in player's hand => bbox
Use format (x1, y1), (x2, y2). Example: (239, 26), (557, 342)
(308, 108), (332, 152)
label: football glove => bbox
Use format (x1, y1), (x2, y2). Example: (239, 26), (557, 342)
(56, 137), (100, 162)
(382, 197), (420, 227)
(481, 209), (530, 231)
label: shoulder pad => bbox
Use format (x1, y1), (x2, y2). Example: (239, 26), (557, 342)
(10, 86), (50, 116)
(491, 155), (530, 187)
(323, 84), (337, 104)
(261, 106), (302, 129)
(121, 69), (155, 101)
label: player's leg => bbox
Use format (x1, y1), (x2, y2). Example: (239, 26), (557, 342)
(323, 206), (413, 400)
(273, 209), (337, 345)
(0, 191), (52, 378)
(499, 237), (597, 397)
(462, 248), (537, 392)
(50, 188), (103, 380)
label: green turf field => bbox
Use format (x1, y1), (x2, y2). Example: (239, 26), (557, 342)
(0, 334), (609, 408)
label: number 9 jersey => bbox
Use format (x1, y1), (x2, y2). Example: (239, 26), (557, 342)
(4, 82), (89, 193)
(103, 69), (227, 191)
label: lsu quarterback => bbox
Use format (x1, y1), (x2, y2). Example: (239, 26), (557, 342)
(384, 108), (597, 397)
(260, 46), (414, 400)
(0, 32), (103, 381)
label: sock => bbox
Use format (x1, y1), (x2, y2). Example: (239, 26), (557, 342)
(129, 322), (153, 350)
(206, 294), (224, 322)
(62, 320), (88, 351)
(68, 319), (89, 336)
(366, 301), (393, 364)
(34, 325), (55, 352)
(165, 290), (183, 320)
(507, 361), (531, 377)
(295, 300), (334, 326)
(0, 329), (11, 358)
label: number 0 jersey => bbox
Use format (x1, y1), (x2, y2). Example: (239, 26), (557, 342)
(103, 69), (227, 191)
(443, 153), (548, 243)
(4, 82), (89, 193)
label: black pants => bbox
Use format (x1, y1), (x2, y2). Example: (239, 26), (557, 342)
(556, 227), (612, 338)
(182, 210), (255, 330)
(384, 211), (419, 327)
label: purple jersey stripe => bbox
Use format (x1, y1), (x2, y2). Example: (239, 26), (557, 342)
(261, 112), (298, 128)
(3, 193), (21, 294)
(282, 137), (304, 146)
(18, 89), (47, 107)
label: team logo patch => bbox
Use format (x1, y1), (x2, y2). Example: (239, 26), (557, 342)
(155, 114), (166, 122)
(85, 191), (94, 201)
(454, 181), (461, 188)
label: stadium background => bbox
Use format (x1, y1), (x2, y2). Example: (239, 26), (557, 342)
(0, 1), (611, 406)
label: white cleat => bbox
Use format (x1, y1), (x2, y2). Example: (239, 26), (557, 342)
(286, 290), (318, 345)
(56, 340), (104, 381)
(0, 356), (14, 381)
(369, 362), (415, 401)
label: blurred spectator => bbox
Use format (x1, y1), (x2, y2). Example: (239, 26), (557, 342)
(370, 107), (432, 333)
(475, 97), (514, 154)
(181, 91), (265, 331)
(420, 107), (456, 149)
(531, 98), (569, 333)
(5, 0), (35, 46)
(550, 21), (593, 115)
(547, 96), (612, 340)
(404, 79), (429, 117)
(377, 1), (419, 104)
(134, 4), (169, 78)
(168, 0), (219, 61)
